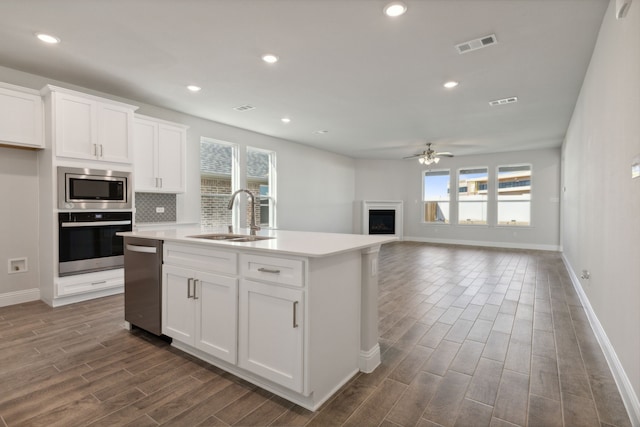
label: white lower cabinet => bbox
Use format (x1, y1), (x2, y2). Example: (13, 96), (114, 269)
(238, 279), (304, 392)
(162, 264), (238, 364)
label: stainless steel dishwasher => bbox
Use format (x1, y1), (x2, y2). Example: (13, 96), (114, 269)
(124, 237), (164, 335)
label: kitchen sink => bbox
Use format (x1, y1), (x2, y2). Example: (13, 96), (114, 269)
(187, 233), (274, 243)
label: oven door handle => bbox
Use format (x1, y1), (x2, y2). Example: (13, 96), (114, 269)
(126, 244), (157, 254)
(61, 220), (132, 227)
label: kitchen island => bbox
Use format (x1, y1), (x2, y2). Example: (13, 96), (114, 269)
(119, 227), (396, 410)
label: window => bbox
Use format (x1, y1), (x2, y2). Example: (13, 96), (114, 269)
(458, 167), (488, 225)
(246, 147), (276, 228)
(497, 164), (531, 226)
(200, 138), (238, 228)
(423, 170), (450, 223)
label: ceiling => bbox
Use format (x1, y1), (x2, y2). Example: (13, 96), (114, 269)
(0, 0), (609, 159)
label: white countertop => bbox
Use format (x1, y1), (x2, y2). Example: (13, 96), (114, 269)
(119, 226), (397, 257)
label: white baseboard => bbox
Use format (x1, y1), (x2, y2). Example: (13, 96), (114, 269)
(562, 254), (640, 426)
(0, 288), (41, 307)
(405, 236), (560, 252)
(359, 344), (381, 373)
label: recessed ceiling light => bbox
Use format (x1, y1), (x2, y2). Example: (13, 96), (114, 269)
(443, 81), (459, 89)
(383, 1), (407, 17)
(187, 85), (201, 92)
(262, 54), (279, 64)
(281, 117), (291, 124)
(35, 33), (60, 44)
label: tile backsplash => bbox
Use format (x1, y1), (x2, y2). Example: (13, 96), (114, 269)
(135, 192), (176, 223)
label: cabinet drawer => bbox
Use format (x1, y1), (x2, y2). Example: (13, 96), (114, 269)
(164, 242), (237, 275)
(241, 254), (304, 287)
(56, 269), (123, 297)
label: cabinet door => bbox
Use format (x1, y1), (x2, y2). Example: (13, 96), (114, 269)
(133, 118), (158, 191)
(55, 93), (96, 160)
(98, 103), (132, 164)
(195, 272), (238, 363)
(0, 86), (43, 148)
(162, 264), (195, 345)
(157, 123), (186, 192)
(238, 279), (304, 392)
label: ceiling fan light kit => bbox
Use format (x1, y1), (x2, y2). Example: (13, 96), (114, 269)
(405, 143), (454, 164)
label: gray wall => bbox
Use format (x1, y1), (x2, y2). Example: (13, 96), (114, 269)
(562, 0), (640, 419)
(355, 147), (561, 250)
(0, 146), (40, 300)
(0, 64), (357, 301)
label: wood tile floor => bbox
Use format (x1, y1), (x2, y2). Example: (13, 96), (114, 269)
(0, 242), (632, 426)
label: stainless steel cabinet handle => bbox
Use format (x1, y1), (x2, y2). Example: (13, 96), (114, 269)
(293, 301), (299, 328)
(126, 244), (157, 254)
(99, 144), (104, 157)
(193, 279), (200, 300)
(187, 278), (194, 299)
(93, 144), (98, 156)
(159, 177), (163, 188)
(258, 267), (281, 274)
(91, 280), (107, 286)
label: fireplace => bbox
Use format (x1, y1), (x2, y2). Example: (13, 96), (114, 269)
(368, 210), (396, 234)
(362, 200), (403, 239)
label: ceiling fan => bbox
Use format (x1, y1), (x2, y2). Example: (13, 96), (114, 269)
(403, 143), (454, 164)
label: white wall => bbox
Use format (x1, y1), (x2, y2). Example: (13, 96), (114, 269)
(0, 146), (40, 304)
(355, 147), (561, 250)
(562, 0), (640, 421)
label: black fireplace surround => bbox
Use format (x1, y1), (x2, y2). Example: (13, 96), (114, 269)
(369, 209), (395, 234)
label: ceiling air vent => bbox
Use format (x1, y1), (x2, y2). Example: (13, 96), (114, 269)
(456, 34), (497, 54)
(489, 96), (518, 107)
(233, 104), (255, 112)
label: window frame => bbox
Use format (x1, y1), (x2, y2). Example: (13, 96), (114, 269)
(456, 166), (489, 226)
(422, 168), (451, 224)
(199, 137), (239, 228)
(495, 163), (532, 227)
(246, 146), (277, 229)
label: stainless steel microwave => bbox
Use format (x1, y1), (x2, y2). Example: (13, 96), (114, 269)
(58, 166), (132, 210)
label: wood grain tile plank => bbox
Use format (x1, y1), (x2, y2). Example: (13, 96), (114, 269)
(386, 371), (442, 427)
(343, 378), (406, 427)
(493, 369), (529, 426)
(422, 370), (472, 427)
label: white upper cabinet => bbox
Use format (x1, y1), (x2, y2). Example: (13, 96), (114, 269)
(43, 85), (137, 164)
(133, 114), (187, 193)
(0, 82), (44, 149)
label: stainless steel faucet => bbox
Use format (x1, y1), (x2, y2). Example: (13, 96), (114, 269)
(228, 189), (260, 235)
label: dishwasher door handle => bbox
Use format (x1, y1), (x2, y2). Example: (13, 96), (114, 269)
(126, 244), (157, 254)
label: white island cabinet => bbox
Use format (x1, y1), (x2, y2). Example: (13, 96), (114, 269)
(119, 227), (396, 411)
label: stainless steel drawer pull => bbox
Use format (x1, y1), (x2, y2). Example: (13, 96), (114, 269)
(187, 278), (194, 298)
(193, 279), (200, 300)
(91, 280), (107, 286)
(258, 267), (281, 274)
(293, 301), (299, 328)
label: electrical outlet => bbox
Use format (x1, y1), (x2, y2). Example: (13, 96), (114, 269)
(156, 207), (165, 213)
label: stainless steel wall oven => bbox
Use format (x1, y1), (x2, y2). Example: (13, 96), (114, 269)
(58, 211), (133, 276)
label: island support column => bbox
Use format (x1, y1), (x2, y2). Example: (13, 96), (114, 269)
(359, 245), (381, 373)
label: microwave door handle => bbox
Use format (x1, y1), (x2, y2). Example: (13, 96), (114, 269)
(61, 220), (132, 227)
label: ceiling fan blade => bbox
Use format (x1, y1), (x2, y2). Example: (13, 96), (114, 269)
(402, 153), (424, 159)
(435, 152), (454, 157)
